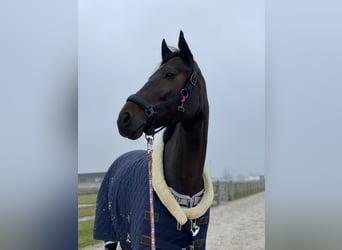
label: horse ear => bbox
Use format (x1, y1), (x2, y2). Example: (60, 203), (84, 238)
(161, 39), (172, 60)
(178, 30), (193, 62)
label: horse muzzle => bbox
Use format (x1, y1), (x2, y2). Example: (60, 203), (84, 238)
(117, 103), (147, 140)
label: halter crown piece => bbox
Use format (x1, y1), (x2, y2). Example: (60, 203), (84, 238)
(127, 62), (199, 136)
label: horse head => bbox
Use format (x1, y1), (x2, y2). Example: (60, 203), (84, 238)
(117, 31), (207, 140)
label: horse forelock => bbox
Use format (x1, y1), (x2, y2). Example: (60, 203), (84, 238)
(161, 47), (194, 67)
(161, 51), (181, 65)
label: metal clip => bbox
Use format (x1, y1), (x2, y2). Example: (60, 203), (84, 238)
(178, 104), (185, 112)
(191, 225), (200, 236)
(178, 89), (188, 113)
(145, 134), (154, 154)
(190, 220), (200, 237)
(126, 233), (131, 243)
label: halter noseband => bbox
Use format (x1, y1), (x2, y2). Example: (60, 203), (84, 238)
(126, 62), (199, 135)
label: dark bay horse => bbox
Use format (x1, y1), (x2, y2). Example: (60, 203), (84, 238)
(94, 31), (213, 250)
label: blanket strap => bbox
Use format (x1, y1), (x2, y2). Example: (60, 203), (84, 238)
(146, 135), (156, 250)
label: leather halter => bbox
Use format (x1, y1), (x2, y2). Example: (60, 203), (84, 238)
(126, 61), (199, 135)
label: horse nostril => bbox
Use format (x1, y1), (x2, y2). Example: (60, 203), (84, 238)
(122, 111), (131, 125)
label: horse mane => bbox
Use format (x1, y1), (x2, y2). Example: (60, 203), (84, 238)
(163, 123), (177, 143)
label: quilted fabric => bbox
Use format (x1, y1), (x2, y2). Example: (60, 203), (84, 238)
(94, 142), (213, 250)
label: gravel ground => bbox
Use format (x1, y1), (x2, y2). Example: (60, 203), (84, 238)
(81, 192), (265, 250)
(206, 192), (265, 250)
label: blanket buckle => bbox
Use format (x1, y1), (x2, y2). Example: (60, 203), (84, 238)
(190, 219), (200, 237)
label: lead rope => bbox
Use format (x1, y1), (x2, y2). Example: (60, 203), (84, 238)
(146, 134), (156, 250)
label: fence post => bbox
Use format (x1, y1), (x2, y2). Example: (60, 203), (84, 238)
(228, 181), (234, 200)
(217, 182), (221, 205)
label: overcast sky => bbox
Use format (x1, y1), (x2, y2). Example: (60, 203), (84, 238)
(78, 0), (265, 179)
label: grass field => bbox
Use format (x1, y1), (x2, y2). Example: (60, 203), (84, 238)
(78, 220), (101, 248)
(78, 194), (97, 204)
(78, 194), (98, 248)
(78, 207), (96, 218)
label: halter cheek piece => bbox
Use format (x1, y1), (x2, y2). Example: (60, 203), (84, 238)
(126, 62), (199, 135)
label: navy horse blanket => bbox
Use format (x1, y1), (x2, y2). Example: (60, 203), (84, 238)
(94, 140), (214, 249)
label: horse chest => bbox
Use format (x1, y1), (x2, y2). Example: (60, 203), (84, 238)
(94, 150), (210, 250)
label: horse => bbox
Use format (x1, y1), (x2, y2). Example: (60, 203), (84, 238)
(94, 31), (213, 250)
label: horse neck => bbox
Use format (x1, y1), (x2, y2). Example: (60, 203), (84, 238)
(163, 110), (209, 197)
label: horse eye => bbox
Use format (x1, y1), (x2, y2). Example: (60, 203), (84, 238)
(165, 72), (176, 79)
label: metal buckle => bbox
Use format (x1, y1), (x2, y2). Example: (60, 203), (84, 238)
(145, 107), (157, 117)
(190, 72), (198, 85)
